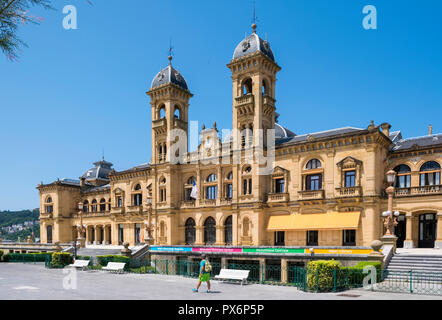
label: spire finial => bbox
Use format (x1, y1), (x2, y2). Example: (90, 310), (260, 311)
(251, 0), (257, 33)
(168, 38), (173, 65)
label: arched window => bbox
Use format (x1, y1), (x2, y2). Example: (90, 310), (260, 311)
(227, 172), (233, 180)
(100, 198), (106, 212)
(185, 218), (196, 245)
(46, 225), (53, 244)
(133, 184), (142, 206)
(184, 176), (196, 201)
(91, 199), (98, 212)
(174, 106), (181, 120)
(394, 165), (411, 188)
(225, 172), (233, 200)
(242, 166), (252, 195)
(206, 174), (217, 182)
(45, 197), (53, 214)
(83, 200), (89, 213)
(224, 216), (233, 245)
(420, 161), (441, 186)
(306, 159), (322, 170)
(158, 105), (166, 119)
(305, 159), (322, 191)
(262, 79), (268, 96)
(242, 78), (253, 95)
(204, 217), (216, 245)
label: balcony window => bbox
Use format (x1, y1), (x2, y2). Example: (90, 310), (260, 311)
(91, 200), (97, 212)
(206, 186), (218, 200)
(394, 165), (411, 188)
(100, 199), (106, 212)
(117, 196), (123, 208)
(133, 194), (142, 206)
(204, 217), (216, 245)
(344, 171), (356, 188)
(306, 174), (322, 191)
(420, 161), (441, 186)
(226, 184), (233, 199)
(275, 178), (285, 193)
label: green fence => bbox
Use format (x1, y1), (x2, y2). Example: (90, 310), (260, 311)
(125, 259), (442, 295)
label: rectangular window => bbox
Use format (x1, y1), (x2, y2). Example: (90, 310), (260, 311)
(248, 179), (252, 194)
(344, 171), (356, 188)
(343, 230), (356, 246)
(307, 230), (318, 246)
(185, 188), (192, 201)
(306, 174), (322, 191)
(275, 178), (285, 193)
(135, 223), (141, 244)
(243, 179), (247, 195)
(274, 231), (285, 246)
(46, 206), (53, 214)
(118, 224), (124, 244)
(227, 184), (233, 199)
(117, 196), (123, 208)
(134, 194), (142, 206)
(206, 186), (217, 200)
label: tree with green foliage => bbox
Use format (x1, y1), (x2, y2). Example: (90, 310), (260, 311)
(0, 0), (52, 60)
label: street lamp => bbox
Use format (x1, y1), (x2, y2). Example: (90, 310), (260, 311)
(383, 170), (398, 237)
(144, 196), (153, 244)
(77, 202), (86, 248)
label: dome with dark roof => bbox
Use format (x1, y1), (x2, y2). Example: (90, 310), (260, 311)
(81, 158), (113, 182)
(151, 64), (188, 91)
(233, 32), (275, 62)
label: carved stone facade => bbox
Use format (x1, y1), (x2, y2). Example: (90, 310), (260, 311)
(38, 26), (442, 249)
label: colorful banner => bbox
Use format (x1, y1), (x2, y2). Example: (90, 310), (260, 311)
(243, 248), (305, 254)
(193, 247), (242, 253)
(150, 246), (375, 255)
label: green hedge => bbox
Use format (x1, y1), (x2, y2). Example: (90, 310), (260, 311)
(306, 260), (383, 292)
(0, 250), (3, 261)
(307, 260), (341, 292)
(3, 252), (53, 263)
(50, 252), (73, 268)
(75, 255), (91, 261)
(97, 255), (130, 270)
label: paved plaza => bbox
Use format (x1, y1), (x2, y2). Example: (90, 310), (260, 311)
(0, 263), (441, 300)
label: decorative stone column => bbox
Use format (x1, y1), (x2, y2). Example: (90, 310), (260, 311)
(281, 259), (288, 283)
(435, 213), (442, 249)
(404, 214), (416, 249)
(103, 226), (109, 245)
(215, 225), (225, 246)
(94, 226), (100, 245)
(195, 226), (204, 246)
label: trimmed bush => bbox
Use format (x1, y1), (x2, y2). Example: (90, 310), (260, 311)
(50, 252), (73, 268)
(306, 260), (342, 292)
(344, 261), (383, 287)
(0, 250), (3, 261)
(97, 255), (130, 270)
(75, 255), (91, 261)
(2, 252), (53, 263)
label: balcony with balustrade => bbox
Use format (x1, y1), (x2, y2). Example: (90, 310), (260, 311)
(395, 185), (442, 197)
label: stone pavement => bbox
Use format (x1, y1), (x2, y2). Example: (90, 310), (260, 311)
(0, 263), (441, 300)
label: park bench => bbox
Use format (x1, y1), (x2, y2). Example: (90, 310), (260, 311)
(102, 262), (126, 274)
(67, 259), (90, 270)
(214, 269), (250, 285)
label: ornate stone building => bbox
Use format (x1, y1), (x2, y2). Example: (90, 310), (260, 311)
(38, 25), (442, 250)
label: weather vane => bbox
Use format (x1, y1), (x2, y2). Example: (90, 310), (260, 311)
(168, 38), (174, 64)
(252, 0), (258, 33)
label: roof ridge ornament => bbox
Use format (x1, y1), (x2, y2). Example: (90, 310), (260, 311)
(252, 0), (257, 33)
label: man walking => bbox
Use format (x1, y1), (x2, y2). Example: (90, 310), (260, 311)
(192, 254), (211, 293)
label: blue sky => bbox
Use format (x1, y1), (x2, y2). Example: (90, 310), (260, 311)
(1, 0), (441, 210)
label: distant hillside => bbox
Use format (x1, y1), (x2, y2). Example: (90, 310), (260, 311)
(0, 209), (39, 228)
(0, 209), (40, 241)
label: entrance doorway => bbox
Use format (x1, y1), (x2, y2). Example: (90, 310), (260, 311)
(419, 213), (437, 248)
(395, 214), (406, 248)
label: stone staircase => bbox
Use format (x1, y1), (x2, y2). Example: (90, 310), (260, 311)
(385, 253), (442, 281)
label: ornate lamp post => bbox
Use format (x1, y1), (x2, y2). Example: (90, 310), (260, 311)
(382, 170), (399, 251)
(144, 196), (154, 244)
(76, 202), (87, 248)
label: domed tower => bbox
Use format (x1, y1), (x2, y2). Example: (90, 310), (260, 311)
(147, 55), (193, 165)
(227, 23), (281, 149)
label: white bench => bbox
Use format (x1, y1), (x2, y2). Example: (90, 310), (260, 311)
(214, 269), (250, 285)
(102, 262), (126, 273)
(67, 260), (90, 270)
